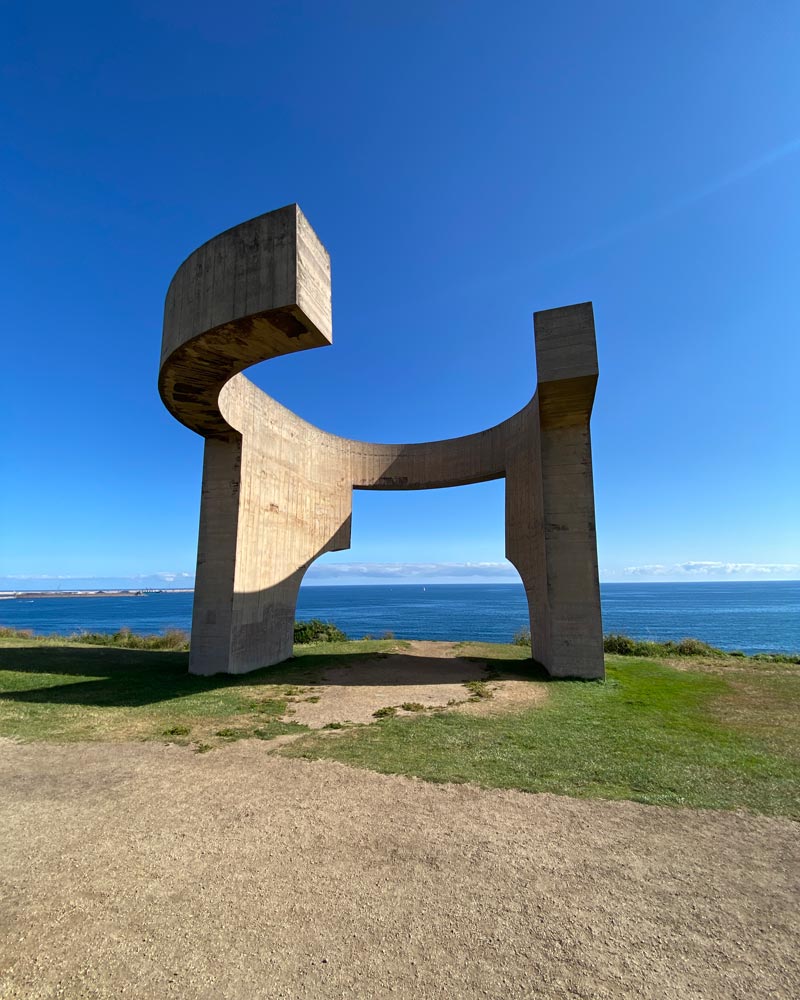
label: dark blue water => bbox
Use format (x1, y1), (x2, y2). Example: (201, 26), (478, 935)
(1, 582), (798, 654)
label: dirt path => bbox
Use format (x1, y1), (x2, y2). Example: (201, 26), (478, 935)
(288, 640), (546, 727)
(1, 739), (797, 999)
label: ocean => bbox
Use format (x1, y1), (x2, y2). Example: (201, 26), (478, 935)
(1, 581), (799, 655)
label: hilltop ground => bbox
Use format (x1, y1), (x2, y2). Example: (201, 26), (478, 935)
(1, 638), (798, 998)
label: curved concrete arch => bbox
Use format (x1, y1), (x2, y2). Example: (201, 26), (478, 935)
(160, 205), (603, 678)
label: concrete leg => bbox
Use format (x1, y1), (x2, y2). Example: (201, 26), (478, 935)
(530, 303), (604, 678)
(189, 437), (242, 675)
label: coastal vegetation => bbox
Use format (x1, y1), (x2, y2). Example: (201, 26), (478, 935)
(0, 624), (191, 650)
(4, 622), (797, 662)
(512, 625), (800, 664)
(0, 631), (797, 818)
(0, 619), (348, 650)
(292, 619), (348, 644)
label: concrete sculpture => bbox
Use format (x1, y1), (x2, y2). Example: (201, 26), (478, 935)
(160, 205), (604, 679)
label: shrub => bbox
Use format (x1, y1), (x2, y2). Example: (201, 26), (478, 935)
(70, 628), (190, 650)
(512, 627), (531, 647)
(675, 637), (718, 656)
(373, 706), (397, 718)
(752, 651), (800, 664)
(604, 634), (734, 659)
(603, 633), (637, 655)
(293, 619), (347, 644)
(0, 626), (33, 639)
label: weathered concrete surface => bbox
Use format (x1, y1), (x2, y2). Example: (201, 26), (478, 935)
(160, 205), (603, 678)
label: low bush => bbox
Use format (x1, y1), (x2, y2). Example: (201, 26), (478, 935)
(603, 633), (723, 658)
(0, 626), (33, 639)
(674, 637), (719, 656)
(512, 627), (531, 647)
(603, 633), (638, 655)
(0, 625), (190, 650)
(293, 619), (348, 644)
(2, 620), (349, 650)
(71, 627), (191, 651)
(752, 651), (800, 664)
(601, 633), (800, 662)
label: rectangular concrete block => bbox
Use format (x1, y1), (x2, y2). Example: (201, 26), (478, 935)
(534, 302), (598, 384)
(162, 203), (332, 369)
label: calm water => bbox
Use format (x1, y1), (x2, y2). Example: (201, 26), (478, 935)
(1, 581), (799, 654)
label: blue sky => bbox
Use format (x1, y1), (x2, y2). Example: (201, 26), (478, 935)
(2, 0), (798, 588)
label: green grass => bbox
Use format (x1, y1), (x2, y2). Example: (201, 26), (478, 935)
(0, 636), (401, 749)
(282, 646), (800, 819)
(1, 636), (798, 817)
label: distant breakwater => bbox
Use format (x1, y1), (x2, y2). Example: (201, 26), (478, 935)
(0, 590), (194, 600)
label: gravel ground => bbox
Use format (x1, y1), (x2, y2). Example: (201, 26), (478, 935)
(1, 739), (797, 999)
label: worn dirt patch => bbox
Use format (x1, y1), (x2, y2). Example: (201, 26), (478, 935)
(457, 677), (548, 716)
(1, 739), (797, 1000)
(287, 641), (546, 727)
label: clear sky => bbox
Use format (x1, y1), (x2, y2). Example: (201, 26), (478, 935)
(2, 0), (798, 589)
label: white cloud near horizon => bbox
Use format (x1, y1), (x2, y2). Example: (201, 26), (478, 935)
(3, 562), (798, 589)
(622, 561), (800, 578)
(0, 572), (195, 587)
(304, 561), (520, 581)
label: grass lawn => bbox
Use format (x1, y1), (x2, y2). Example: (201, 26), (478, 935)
(1, 636), (798, 817)
(0, 637), (403, 750)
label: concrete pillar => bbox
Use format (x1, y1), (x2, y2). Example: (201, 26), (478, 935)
(189, 437), (241, 674)
(532, 303), (603, 678)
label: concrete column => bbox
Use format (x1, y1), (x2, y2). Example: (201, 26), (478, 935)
(532, 303), (603, 678)
(189, 376), (354, 676)
(189, 437), (242, 675)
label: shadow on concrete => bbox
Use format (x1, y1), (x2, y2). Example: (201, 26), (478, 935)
(0, 643), (547, 710)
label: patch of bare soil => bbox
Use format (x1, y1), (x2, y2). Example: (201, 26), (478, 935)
(287, 641), (546, 727)
(0, 740), (797, 1000)
(457, 677), (548, 717)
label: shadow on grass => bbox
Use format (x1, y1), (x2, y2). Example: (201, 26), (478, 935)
(0, 643), (550, 709)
